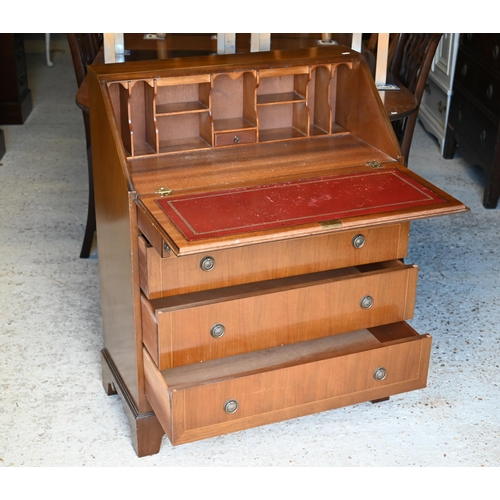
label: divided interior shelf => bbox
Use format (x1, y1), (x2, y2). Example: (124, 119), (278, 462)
(107, 62), (354, 157)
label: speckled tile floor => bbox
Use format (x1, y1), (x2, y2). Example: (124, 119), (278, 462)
(1, 35), (499, 468)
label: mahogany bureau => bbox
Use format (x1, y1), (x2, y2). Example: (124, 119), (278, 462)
(88, 46), (467, 456)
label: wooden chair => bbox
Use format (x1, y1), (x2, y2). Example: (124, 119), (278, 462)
(389, 33), (442, 166)
(67, 34), (103, 258)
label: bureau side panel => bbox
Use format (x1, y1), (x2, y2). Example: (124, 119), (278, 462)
(90, 73), (147, 411)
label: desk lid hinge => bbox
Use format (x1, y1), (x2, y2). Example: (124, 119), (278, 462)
(156, 186), (173, 197)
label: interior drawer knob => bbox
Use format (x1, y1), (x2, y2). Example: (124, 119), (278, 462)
(200, 256), (216, 271)
(234, 135), (240, 143)
(360, 295), (374, 309)
(210, 323), (226, 338)
(223, 399), (239, 414)
(352, 234), (366, 249)
(373, 367), (388, 381)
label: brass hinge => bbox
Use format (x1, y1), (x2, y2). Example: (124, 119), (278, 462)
(156, 186), (173, 197)
(366, 160), (383, 169)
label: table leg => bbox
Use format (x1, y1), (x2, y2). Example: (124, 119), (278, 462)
(0, 129), (5, 160)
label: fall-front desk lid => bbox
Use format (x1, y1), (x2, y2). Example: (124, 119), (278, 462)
(136, 163), (468, 256)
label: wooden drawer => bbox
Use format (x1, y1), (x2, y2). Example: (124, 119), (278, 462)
(461, 33), (500, 75)
(142, 260), (418, 369)
(138, 223), (410, 299)
(144, 322), (432, 445)
(453, 50), (500, 120)
(448, 88), (498, 166)
(421, 77), (448, 130)
(214, 129), (256, 147)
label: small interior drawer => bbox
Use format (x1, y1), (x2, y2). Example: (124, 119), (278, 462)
(138, 223), (410, 299)
(144, 322), (432, 445)
(142, 260), (418, 370)
(214, 129), (256, 147)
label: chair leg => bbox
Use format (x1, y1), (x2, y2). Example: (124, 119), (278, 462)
(79, 192), (96, 258)
(45, 33), (54, 67)
(0, 129), (5, 160)
(80, 145), (96, 258)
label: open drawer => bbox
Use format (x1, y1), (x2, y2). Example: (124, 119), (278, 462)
(144, 322), (432, 446)
(138, 223), (410, 299)
(142, 260), (418, 369)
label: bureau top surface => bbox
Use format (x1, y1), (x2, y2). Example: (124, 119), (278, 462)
(89, 45), (361, 81)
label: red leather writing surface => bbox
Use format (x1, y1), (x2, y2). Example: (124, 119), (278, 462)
(156, 169), (445, 241)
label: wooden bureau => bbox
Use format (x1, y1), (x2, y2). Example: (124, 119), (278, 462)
(88, 46), (467, 456)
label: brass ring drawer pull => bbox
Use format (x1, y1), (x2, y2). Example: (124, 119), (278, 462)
(360, 295), (374, 309)
(373, 367), (388, 381)
(224, 399), (238, 414)
(210, 323), (225, 338)
(200, 256), (216, 271)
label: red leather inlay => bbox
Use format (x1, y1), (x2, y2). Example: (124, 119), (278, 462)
(156, 169), (446, 241)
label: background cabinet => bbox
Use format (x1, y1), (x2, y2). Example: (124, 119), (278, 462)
(444, 33), (500, 208)
(0, 34), (33, 160)
(419, 33), (459, 155)
(0, 34), (33, 125)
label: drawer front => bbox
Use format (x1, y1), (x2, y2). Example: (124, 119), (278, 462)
(142, 261), (418, 369)
(139, 223), (410, 299)
(214, 129), (256, 147)
(461, 33), (500, 75)
(144, 324), (432, 445)
(448, 89), (497, 166)
(421, 78), (448, 130)
(454, 50), (500, 120)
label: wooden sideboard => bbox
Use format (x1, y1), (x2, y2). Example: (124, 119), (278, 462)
(444, 33), (500, 208)
(88, 46), (467, 456)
